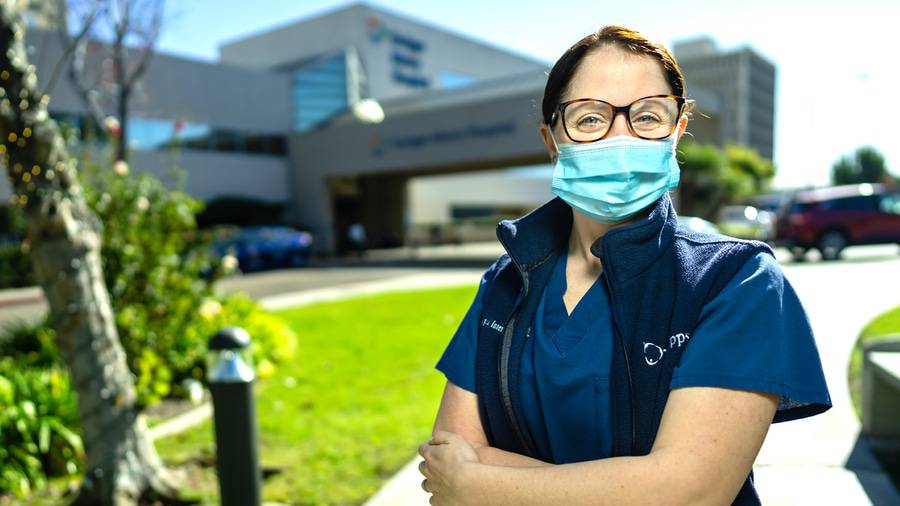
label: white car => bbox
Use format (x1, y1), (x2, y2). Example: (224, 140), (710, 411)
(678, 216), (720, 235)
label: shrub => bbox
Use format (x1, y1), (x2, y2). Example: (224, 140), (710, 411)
(847, 305), (900, 418)
(0, 317), (59, 368)
(78, 157), (228, 406)
(0, 359), (82, 498)
(0, 242), (34, 288)
(2, 153), (296, 406)
(0, 293), (297, 498)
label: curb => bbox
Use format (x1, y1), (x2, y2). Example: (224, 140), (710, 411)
(362, 456), (429, 506)
(146, 402), (212, 442)
(257, 272), (481, 311)
(0, 286), (44, 308)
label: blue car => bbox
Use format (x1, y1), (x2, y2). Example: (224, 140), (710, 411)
(213, 225), (313, 272)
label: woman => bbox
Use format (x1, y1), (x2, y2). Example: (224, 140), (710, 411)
(418, 25), (831, 505)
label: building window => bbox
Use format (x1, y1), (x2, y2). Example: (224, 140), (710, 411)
(293, 52), (350, 132)
(438, 71), (477, 90)
(49, 112), (286, 156)
(392, 71), (429, 88)
(392, 51), (420, 69)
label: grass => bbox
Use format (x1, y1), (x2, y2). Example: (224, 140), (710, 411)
(153, 285), (477, 505)
(847, 304), (900, 419)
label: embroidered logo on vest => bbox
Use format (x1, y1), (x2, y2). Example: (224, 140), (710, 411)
(643, 332), (692, 366)
(643, 342), (666, 366)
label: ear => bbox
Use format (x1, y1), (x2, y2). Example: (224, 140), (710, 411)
(676, 115), (689, 141)
(539, 123), (559, 164)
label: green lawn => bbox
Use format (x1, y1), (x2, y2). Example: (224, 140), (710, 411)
(847, 304), (900, 419)
(154, 285), (476, 505)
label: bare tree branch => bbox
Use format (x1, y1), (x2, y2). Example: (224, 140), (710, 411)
(52, 0), (109, 135)
(43, 0), (100, 97)
(122, 0), (161, 88)
(45, 0), (165, 163)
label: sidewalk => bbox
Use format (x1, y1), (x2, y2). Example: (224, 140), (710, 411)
(0, 285), (43, 307)
(366, 425), (900, 506)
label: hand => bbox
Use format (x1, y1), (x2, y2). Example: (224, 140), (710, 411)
(418, 430), (481, 505)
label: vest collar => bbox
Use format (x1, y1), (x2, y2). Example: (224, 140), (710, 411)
(495, 192), (678, 283)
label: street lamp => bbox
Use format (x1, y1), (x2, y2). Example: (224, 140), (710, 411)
(352, 98), (385, 124)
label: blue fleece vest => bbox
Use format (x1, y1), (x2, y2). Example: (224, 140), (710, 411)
(475, 193), (773, 505)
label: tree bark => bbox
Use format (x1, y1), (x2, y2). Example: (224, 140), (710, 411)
(0, 5), (180, 505)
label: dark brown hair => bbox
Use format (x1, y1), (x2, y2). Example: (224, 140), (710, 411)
(541, 25), (687, 125)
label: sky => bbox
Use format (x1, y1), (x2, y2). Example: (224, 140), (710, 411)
(154, 0), (900, 190)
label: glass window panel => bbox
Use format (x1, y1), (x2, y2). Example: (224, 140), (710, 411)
(293, 51), (349, 132)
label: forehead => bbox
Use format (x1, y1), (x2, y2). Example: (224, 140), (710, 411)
(562, 46), (672, 105)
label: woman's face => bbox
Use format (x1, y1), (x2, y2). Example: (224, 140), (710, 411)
(541, 45), (687, 155)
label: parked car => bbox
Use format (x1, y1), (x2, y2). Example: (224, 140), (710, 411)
(773, 183), (900, 261)
(678, 215), (721, 235)
(212, 225), (313, 272)
(717, 205), (775, 242)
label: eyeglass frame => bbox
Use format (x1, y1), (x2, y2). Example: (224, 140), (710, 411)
(548, 94), (692, 142)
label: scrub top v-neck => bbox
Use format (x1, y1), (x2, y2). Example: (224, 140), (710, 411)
(519, 252), (616, 463)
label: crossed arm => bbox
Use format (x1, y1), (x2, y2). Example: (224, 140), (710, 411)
(420, 380), (778, 506)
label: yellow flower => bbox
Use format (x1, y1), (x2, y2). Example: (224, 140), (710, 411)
(113, 160), (129, 176)
(256, 359), (276, 379)
(199, 299), (222, 321)
(221, 254), (239, 273)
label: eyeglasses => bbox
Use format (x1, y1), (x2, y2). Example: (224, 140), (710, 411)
(550, 95), (689, 142)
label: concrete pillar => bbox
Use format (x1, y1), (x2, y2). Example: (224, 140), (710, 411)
(287, 165), (336, 256)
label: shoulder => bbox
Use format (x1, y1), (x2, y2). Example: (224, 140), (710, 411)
(673, 224), (774, 256)
(670, 226), (775, 290)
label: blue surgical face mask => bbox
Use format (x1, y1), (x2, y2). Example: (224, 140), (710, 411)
(549, 128), (681, 224)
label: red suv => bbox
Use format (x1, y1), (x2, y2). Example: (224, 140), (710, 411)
(774, 183), (900, 261)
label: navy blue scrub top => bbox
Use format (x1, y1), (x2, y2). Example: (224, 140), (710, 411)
(436, 251), (832, 464)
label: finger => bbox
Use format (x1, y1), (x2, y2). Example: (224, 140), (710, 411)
(421, 478), (429, 494)
(418, 460), (430, 478)
(418, 443), (431, 459)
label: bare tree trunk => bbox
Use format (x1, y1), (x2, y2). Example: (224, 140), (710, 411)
(0, 5), (180, 505)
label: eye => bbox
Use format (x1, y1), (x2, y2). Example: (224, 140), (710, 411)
(575, 114), (608, 131)
(632, 112), (663, 125)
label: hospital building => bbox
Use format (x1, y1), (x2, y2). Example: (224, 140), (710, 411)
(10, 3), (775, 254)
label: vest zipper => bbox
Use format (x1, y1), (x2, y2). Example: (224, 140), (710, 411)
(499, 314), (536, 456)
(601, 254), (636, 453)
(494, 240), (538, 457)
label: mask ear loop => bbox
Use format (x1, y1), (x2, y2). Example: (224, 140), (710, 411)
(547, 123), (560, 166)
(669, 119), (685, 189)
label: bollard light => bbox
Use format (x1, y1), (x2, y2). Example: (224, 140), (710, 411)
(208, 326), (262, 506)
(208, 326), (254, 383)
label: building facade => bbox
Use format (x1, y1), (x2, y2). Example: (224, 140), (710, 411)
(674, 37), (776, 160)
